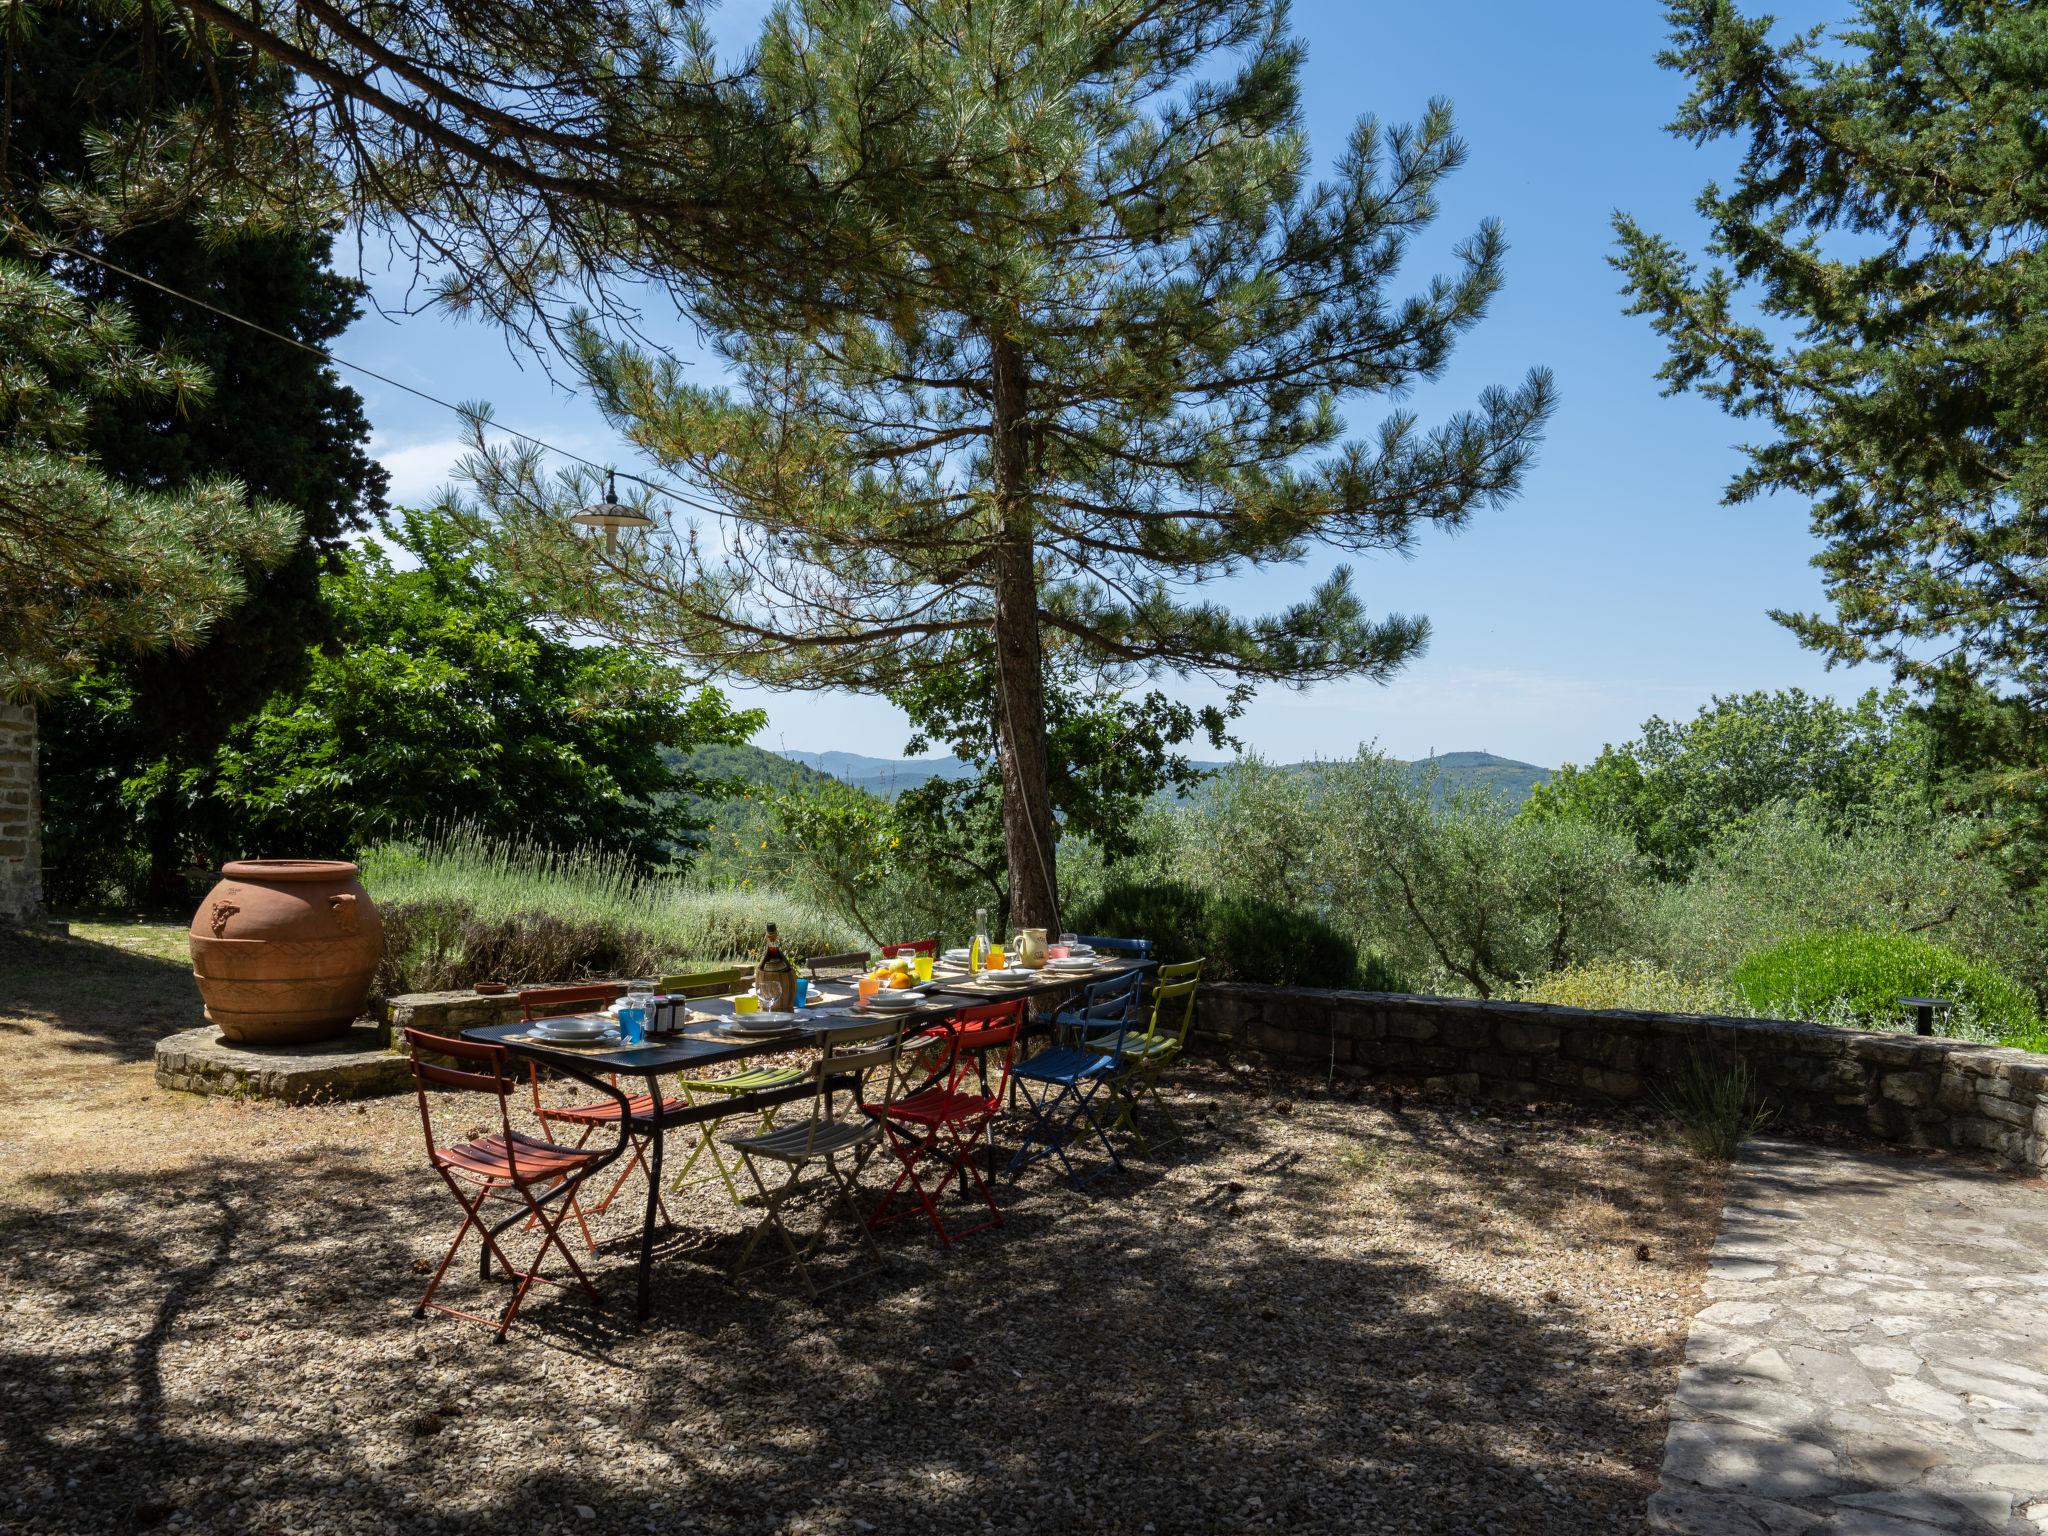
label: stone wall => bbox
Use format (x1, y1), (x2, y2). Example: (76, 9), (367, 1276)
(1195, 985), (2048, 1174)
(0, 704), (41, 927)
(382, 990), (525, 1046)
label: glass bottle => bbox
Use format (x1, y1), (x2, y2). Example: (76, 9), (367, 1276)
(756, 922), (796, 1011)
(971, 906), (990, 973)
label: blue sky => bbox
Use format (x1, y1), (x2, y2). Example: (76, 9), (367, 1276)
(337, 0), (1876, 770)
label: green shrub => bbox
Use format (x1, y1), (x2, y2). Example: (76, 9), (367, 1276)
(1067, 878), (1397, 990)
(1207, 894), (1364, 988)
(1068, 878), (1213, 965)
(1514, 960), (1732, 1015)
(1643, 803), (2043, 997)
(1731, 930), (2037, 1037)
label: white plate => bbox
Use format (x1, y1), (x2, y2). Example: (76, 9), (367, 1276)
(530, 1019), (611, 1040)
(724, 1012), (801, 1035)
(862, 990), (926, 1010)
(1049, 958), (1097, 971)
(942, 948), (972, 963)
(971, 972), (1035, 989)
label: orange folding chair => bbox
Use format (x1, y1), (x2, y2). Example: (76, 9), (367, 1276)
(403, 1027), (608, 1339)
(516, 984), (683, 1248)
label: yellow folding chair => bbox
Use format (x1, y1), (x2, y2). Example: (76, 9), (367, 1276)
(1084, 959), (1204, 1150)
(663, 966), (804, 1203)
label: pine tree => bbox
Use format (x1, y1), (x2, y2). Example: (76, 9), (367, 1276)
(0, 259), (297, 694)
(464, 0), (1552, 927)
(1614, 2), (2047, 720)
(5, 5), (388, 897)
(1614, 0), (2048, 886)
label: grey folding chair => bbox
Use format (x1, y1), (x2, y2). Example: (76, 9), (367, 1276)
(726, 1019), (908, 1298)
(806, 951), (872, 989)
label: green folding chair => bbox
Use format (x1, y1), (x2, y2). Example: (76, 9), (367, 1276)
(1084, 959), (1204, 1150)
(727, 1019), (910, 1298)
(659, 966), (751, 998)
(663, 965), (806, 1203)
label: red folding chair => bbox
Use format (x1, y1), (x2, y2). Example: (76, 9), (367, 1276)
(403, 1027), (607, 1339)
(516, 984), (682, 1249)
(867, 999), (1024, 1247)
(881, 937), (938, 959)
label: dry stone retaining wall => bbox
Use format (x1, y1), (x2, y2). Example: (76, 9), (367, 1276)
(1194, 985), (2048, 1174)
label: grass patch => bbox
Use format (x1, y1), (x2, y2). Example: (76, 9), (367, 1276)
(1652, 1040), (1773, 1161)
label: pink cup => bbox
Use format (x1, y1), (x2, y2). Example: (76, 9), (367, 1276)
(1046, 945), (1070, 960)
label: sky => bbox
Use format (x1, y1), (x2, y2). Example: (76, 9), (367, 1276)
(334, 0), (1877, 771)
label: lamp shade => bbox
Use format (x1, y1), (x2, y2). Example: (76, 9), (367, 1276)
(569, 471), (655, 550)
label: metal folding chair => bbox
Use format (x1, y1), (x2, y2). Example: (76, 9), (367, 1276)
(516, 984), (681, 1247)
(1087, 961), (1204, 1150)
(805, 950), (872, 987)
(727, 1019), (909, 1298)
(1075, 934), (1156, 960)
(658, 966), (808, 1203)
(403, 1028), (607, 1339)
(868, 1000), (1024, 1246)
(659, 966), (751, 997)
(1004, 973), (1142, 1189)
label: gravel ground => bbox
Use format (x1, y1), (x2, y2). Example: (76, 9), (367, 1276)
(1, 925), (1724, 1535)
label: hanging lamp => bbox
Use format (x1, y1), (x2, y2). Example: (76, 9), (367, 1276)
(570, 469), (656, 553)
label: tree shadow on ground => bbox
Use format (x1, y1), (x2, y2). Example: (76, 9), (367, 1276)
(0, 926), (198, 1063)
(0, 1063), (1719, 1536)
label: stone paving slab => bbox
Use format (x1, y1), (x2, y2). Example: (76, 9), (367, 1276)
(1650, 1138), (2048, 1534)
(154, 1022), (409, 1101)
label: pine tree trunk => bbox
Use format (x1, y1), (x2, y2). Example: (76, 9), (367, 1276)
(988, 332), (1060, 932)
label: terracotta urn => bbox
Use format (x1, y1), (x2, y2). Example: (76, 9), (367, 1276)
(188, 860), (384, 1045)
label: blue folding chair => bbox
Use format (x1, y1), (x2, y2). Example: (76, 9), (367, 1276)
(1050, 935), (1156, 1034)
(1005, 970), (1143, 1189)
(1076, 934), (1154, 960)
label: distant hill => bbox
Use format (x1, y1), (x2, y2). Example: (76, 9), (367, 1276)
(762, 746), (1552, 809)
(778, 749), (978, 798)
(671, 743), (838, 796)
(1404, 751), (1552, 806)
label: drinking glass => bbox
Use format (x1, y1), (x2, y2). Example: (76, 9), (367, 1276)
(794, 977), (811, 1009)
(988, 943), (1006, 971)
(914, 953), (933, 983)
(858, 975), (882, 1006)
(618, 1002), (646, 1044)
(733, 993), (760, 1015)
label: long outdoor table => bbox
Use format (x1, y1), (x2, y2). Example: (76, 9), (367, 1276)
(464, 956), (1151, 1318)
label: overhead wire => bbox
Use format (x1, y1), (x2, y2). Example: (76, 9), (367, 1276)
(27, 230), (737, 522)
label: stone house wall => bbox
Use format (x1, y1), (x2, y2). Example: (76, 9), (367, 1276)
(0, 704), (41, 927)
(1195, 985), (2048, 1174)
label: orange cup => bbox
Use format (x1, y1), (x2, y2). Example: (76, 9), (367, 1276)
(858, 975), (882, 1006)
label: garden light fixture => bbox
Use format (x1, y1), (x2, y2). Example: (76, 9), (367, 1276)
(570, 470), (656, 552)
(1899, 996), (1955, 1038)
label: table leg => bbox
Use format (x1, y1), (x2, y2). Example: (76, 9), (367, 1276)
(638, 1093), (665, 1321)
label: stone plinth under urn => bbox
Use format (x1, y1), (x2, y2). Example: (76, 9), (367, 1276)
(189, 859), (383, 1044)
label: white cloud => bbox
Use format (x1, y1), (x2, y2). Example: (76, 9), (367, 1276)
(373, 437), (469, 510)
